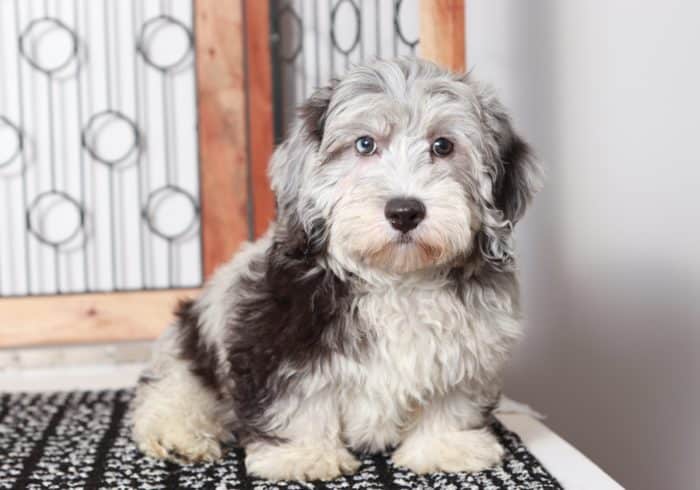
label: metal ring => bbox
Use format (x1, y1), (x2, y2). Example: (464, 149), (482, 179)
(143, 185), (200, 242)
(137, 15), (194, 73)
(26, 190), (85, 248)
(276, 5), (304, 62)
(331, 0), (362, 56)
(19, 17), (78, 76)
(394, 0), (419, 49)
(81, 110), (140, 167)
(0, 116), (23, 169)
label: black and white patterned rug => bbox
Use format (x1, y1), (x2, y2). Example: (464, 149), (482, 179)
(0, 389), (561, 489)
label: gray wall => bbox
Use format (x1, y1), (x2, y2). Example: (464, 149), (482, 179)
(467, 1), (700, 489)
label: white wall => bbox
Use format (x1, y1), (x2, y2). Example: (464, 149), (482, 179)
(468, 2), (700, 489)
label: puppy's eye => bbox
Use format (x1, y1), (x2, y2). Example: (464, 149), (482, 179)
(431, 137), (454, 157)
(355, 136), (377, 156)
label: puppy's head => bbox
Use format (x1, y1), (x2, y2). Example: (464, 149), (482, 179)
(269, 58), (541, 275)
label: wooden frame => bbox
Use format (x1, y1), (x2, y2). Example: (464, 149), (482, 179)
(0, 0), (274, 348)
(197, 0), (275, 276)
(0, 289), (199, 347)
(244, 0), (276, 238)
(196, 0), (250, 279)
(419, 0), (466, 72)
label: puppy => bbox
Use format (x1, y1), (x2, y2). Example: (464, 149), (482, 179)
(131, 58), (541, 482)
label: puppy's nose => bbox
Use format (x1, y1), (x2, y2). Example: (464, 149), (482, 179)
(384, 197), (426, 233)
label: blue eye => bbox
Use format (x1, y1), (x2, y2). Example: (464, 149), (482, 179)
(355, 136), (377, 156)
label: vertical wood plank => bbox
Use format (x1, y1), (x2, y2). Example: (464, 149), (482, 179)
(244, 0), (276, 238)
(419, 0), (466, 72)
(195, 0), (249, 277)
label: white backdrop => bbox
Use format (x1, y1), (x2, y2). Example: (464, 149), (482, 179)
(468, 2), (700, 489)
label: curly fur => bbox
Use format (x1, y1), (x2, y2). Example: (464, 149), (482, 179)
(130, 58), (541, 482)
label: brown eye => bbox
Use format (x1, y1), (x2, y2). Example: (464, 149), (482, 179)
(431, 137), (454, 157)
(355, 136), (377, 156)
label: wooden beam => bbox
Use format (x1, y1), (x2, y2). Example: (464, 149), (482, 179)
(195, 0), (250, 277)
(419, 0), (466, 72)
(244, 0), (276, 238)
(0, 289), (198, 348)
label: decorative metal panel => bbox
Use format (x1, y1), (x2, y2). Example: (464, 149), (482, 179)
(0, 0), (201, 297)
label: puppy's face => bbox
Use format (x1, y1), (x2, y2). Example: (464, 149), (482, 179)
(319, 73), (482, 274)
(270, 59), (540, 275)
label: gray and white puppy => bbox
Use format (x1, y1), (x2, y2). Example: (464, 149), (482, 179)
(131, 57), (541, 482)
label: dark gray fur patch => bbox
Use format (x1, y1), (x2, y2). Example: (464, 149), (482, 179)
(298, 82), (336, 141)
(492, 119), (537, 225)
(174, 299), (222, 397)
(225, 225), (352, 443)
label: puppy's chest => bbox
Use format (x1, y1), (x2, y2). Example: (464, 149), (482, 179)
(342, 285), (472, 395)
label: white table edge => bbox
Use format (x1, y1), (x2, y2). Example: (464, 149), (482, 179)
(497, 413), (624, 490)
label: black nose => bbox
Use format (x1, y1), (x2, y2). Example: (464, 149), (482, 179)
(384, 197), (426, 233)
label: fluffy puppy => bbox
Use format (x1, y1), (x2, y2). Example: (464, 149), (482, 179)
(131, 57), (541, 482)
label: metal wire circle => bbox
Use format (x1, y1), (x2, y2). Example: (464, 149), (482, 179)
(0, 116), (23, 169)
(143, 185), (200, 242)
(331, 0), (362, 56)
(19, 17), (79, 76)
(26, 190), (85, 248)
(137, 15), (194, 73)
(394, 0), (419, 49)
(81, 110), (141, 167)
(275, 5), (304, 62)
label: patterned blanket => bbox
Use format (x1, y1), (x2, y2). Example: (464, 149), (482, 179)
(0, 389), (561, 489)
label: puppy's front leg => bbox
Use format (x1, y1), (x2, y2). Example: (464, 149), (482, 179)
(392, 390), (503, 474)
(245, 389), (360, 482)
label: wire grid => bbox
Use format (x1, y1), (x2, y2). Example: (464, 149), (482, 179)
(0, 0), (202, 297)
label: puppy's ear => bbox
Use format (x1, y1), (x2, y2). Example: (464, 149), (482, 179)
(269, 83), (335, 210)
(268, 83), (335, 258)
(469, 80), (542, 268)
(478, 91), (541, 225)
(299, 83), (335, 142)
(493, 125), (540, 227)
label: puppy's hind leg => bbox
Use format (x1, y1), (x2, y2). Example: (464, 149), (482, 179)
(131, 327), (229, 463)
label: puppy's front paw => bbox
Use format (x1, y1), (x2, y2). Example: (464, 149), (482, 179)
(136, 429), (223, 464)
(132, 408), (223, 463)
(245, 441), (361, 481)
(392, 427), (504, 474)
